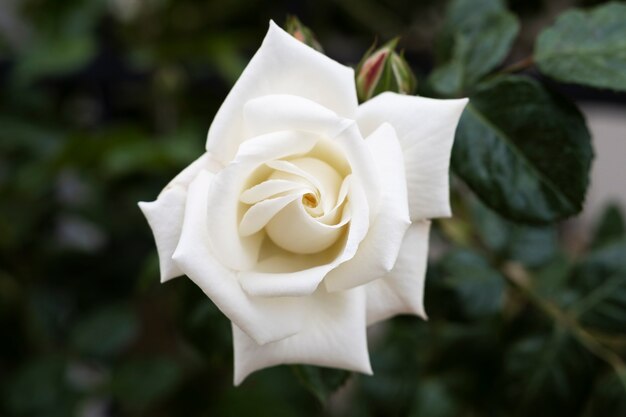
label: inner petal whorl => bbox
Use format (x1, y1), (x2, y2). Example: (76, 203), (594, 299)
(270, 157), (342, 217)
(239, 154), (350, 255)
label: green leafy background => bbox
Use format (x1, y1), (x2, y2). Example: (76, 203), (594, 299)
(1, 0), (625, 416)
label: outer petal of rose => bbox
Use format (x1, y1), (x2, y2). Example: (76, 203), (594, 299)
(324, 123), (410, 292)
(206, 21), (358, 164)
(232, 286), (371, 385)
(138, 153), (219, 282)
(356, 93), (468, 221)
(365, 221), (431, 325)
(333, 123), (381, 221)
(243, 94), (353, 139)
(173, 169), (305, 345)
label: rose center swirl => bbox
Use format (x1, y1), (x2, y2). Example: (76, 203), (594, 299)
(238, 156), (351, 255)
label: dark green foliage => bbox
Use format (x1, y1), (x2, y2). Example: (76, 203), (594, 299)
(441, 249), (505, 318)
(408, 378), (460, 417)
(471, 198), (558, 267)
(4, 356), (77, 417)
(452, 76), (593, 224)
(569, 239), (626, 333)
(503, 330), (596, 417)
(430, 0), (519, 95)
(584, 372), (626, 416)
(69, 305), (139, 358)
(535, 2), (626, 91)
(591, 204), (625, 249)
(111, 357), (183, 412)
(292, 366), (351, 403)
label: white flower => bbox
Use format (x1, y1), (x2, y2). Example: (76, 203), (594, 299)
(138, 21), (467, 385)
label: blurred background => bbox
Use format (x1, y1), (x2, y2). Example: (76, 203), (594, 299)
(0, 0), (625, 416)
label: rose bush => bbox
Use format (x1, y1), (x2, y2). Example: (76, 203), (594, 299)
(139, 21), (467, 385)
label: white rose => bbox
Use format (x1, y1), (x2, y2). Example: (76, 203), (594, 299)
(139, 21), (467, 385)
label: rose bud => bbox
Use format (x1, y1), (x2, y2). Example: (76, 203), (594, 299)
(285, 15), (324, 53)
(356, 38), (417, 102)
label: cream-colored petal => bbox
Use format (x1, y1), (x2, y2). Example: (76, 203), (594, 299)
(238, 182), (368, 298)
(138, 153), (217, 282)
(265, 159), (324, 192)
(333, 123), (381, 221)
(139, 188), (186, 282)
(172, 169), (306, 345)
(365, 221), (431, 325)
(265, 198), (349, 254)
(356, 93), (468, 221)
(239, 192), (305, 237)
(317, 175), (351, 225)
(206, 21), (358, 163)
(239, 263), (336, 298)
(243, 94), (352, 138)
(324, 123), (411, 291)
(239, 179), (309, 204)
(280, 157), (343, 213)
(232, 286), (371, 385)
(206, 131), (318, 271)
(329, 180), (370, 266)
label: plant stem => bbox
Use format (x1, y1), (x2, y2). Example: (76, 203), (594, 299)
(500, 56), (535, 74)
(502, 262), (626, 391)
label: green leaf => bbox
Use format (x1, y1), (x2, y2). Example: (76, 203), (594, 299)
(358, 320), (428, 415)
(69, 305), (139, 358)
(535, 2), (626, 91)
(429, 0), (519, 95)
(573, 273), (626, 333)
(98, 125), (201, 178)
(532, 253), (575, 305)
(452, 76), (593, 224)
(471, 198), (558, 267)
(504, 330), (595, 415)
(13, 36), (96, 84)
(409, 379), (460, 417)
(291, 365), (351, 403)
(441, 249), (505, 318)
(507, 226), (558, 267)
(572, 239), (626, 290)
(111, 357), (182, 412)
(591, 204), (625, 249)
(584, 371), (626, 416)
(470, 198), (510, 252)
(570, 239), (626, 332)
(4, 356), (76, 416)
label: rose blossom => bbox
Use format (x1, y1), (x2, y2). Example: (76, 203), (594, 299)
(139, 21), (467, 385)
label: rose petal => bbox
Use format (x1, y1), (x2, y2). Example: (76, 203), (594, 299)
(232, 286), (371, 385)
(239, 262), (337, 298)
(333, 123), (381, 220)
(324, 123), (411, 291)
(239, 179), (310, 204)
(264, 198), (350, 254)
(244, 94), (352, 138)
(207, 131), (318, 271)
(239, 192), (305, 237)
(238, 181), (369, 298)
(364, 221), (431, 325)
(138, 153), (218, 282)
(265, 159), (324, 194)
(317, 175), (351, 225)
(207, 21), (358, 163)
(356, 93), (468, 221)
(173, 169), (306, 345)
